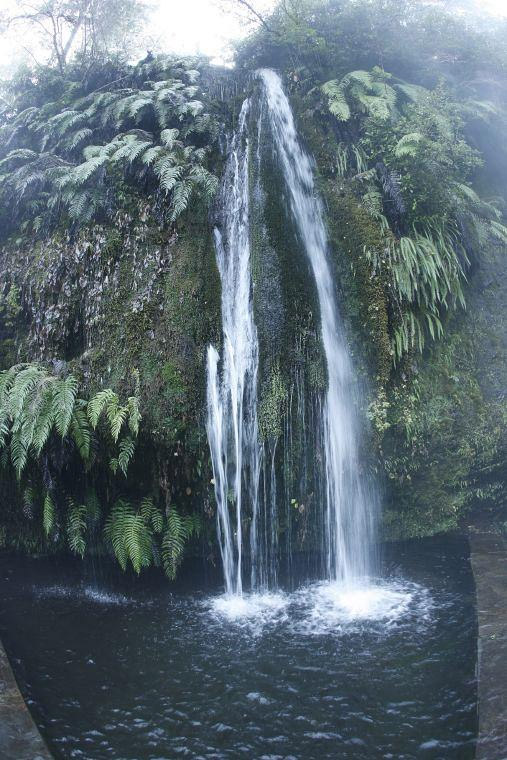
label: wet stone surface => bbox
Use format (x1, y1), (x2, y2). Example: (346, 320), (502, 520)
(470, 532), (507, 759)
(0, 639), (52, 759)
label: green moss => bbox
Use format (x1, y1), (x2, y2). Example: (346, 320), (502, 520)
(259, 362), (288, 440)
(323, 187), (392, 388)
(381, 315), (507, 539)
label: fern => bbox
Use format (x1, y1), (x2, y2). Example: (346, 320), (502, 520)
(127, 396), (141, 435)
(321, 80), (351, 121)
(66, 498), (87, 557)
(162, 507), (187, 580)
(52, 375), (78, 437)
(104, 499), (153, 574)
(23, 485), (36, 518)
(43, 492), (55, 536)
(87, 388), (116, 428)
(322, 68), (397, 123)
(394, 132), (424, 158)
(70, 400), (91, 460)
(118, 436), (135, 476)
(140, 496), (164, 533)
(0, 364), (140, 478)
(0, 55), (219, 235)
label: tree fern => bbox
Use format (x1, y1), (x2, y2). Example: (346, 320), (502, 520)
(394, 132), (424, 158)
(322, 68), (397, 123)
(0, 55), (219, 235)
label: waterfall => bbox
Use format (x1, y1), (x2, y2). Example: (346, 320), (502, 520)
(207, 72), (378, 596)
(258, 69), (377, 584)
(206, 99), (262, 596)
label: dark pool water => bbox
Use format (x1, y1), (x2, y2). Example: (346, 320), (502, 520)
(0, 536), (477, 759)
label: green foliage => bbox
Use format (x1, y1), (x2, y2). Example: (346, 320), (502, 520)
(0, 363), (140, 478)
(162, 507), (201, 580)
(117, 436), (136, 477)
(66, 498), (87, 557)
(366, 222), (467, 362)
(103, 497), (199, 577)
(322, 68), (397, 122)
(320, 67), (507, 362)
(0, 364), (79, 477)
(104, 498), (154, 573)
(43, 492), (55, 536)
(87, 387), (140, 442)
(0, 55), (219, 237)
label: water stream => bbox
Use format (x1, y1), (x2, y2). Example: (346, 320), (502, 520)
(206, 99), (261, 596)
(258, 68), (377, 585)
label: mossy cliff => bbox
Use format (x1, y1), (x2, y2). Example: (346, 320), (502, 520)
(0, 196), (222, 554)
(289, 85), (507, 540)
(2, 0), (507, 569)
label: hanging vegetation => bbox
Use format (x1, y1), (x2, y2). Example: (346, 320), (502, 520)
(0, 55), (219, 237)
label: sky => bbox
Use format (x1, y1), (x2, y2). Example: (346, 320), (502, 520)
(0, 0), (275, 71)
(145, 0), (276, 64)
(0, 0), (506, 72)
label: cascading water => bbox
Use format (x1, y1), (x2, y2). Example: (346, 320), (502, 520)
(206, 99), (262, 597)
(208, 71), (378, 600)
(258, 69), (377, 585)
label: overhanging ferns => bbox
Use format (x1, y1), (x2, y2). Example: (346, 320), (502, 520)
(0, 55), (219, 235)
(324, 67), (507, 362)
(0, 363), (141, 478)
(103, 497), (201, 577)
(322, 68), (397, 122)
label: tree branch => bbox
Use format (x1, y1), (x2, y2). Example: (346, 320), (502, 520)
(230, 0), (278, 34)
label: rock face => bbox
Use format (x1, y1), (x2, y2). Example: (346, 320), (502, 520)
(470, 532), (507, 759)
(0, 639), (52, 759)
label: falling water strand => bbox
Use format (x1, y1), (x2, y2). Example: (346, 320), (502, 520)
(206, 99), (261, 596)
(258, 69), (377, 584)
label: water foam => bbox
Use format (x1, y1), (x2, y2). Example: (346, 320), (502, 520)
(293, 579), (432, 635)
(34, 584), (132, 605)
(209, 591), (289, 631)
(208, 578), (433, 636)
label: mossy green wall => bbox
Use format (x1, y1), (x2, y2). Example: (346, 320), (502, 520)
(0, 196), (221, 549)
(291, 85), (507, 539)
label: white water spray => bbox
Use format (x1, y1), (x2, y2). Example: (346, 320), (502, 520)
(258, 69), (377, 584)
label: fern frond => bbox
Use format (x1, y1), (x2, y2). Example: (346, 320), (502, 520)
(321, 80), (351, 121)
(118, 435), (135, 476)
(52, 375), (78, 437)
(394, 132), (424, 158)
(87, 388), (116, 428)
(162, 507), (187, 579)
(127, 396), (141, 435)
(66, 498), (87, 557)
(43, 492), (55, 536)
(70, 399), (91, 460)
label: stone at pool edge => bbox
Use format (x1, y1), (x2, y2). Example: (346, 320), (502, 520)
(0, 639), (52, 759)
(469, 532), (507, 760)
